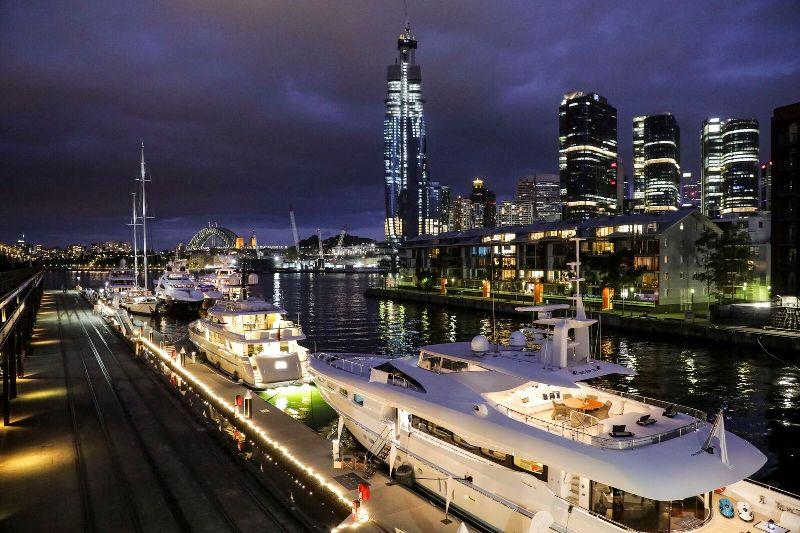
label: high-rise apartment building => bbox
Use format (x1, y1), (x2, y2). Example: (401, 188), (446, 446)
(701, 118), (724, 219)
(721, 119), (759, 216)
(424, 182), (450, 234)
(771, 102), (800, 296)
(631, 116), (647, 213)
(448, 196), (473, 232)
(383, 23), (428, 245)
(559, 92), (618, 220)
(643, 113), (681, 212)
(516, 174), (561, 221)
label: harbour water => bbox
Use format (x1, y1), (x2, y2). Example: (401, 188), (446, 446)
(53, 271), (799, 493)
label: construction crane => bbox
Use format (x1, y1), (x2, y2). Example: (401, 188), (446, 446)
(335, 226), (347, 260)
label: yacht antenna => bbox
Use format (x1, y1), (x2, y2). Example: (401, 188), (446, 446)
(129, 192), (140, 285)
(138, 141), (152, 290)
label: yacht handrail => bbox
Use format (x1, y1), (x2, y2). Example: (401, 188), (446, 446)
(312, 352), (423, 393)
(590, 420), (707, 450)
(495, 403), (601, 445)
(745, 478), (800, 501)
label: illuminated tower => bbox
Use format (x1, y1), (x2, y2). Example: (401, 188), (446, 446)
(644, 113), (681, 212)
(701, 118), (724, 218)
(631, 116), (647, 212)
(559, 92), (618, 220)
(721, 118), (759, 216)
(383, 22), (428, 245)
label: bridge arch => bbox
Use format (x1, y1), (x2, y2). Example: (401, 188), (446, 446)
(187, 225), (239, 250)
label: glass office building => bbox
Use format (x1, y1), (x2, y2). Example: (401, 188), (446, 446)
(721, 119), (759, 216)
(384, 23), (429, 244)
(644, 114), (681, 212)
(701, 118), (724, 218)
(631, 116), (647, 213)
(559, 92), (618, 220)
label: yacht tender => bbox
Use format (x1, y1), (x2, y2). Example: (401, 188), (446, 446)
(188, 298), (308, 388)
(309, 299), (796, 533)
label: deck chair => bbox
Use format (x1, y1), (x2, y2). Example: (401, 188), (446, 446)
(587, 394), (599, 402)
(662, 404), (678, 418)
(570, 411), (591, 428)
(608, 424), (634, 438)
(635, 414), (656, 426)
(593, 400), (613, 420)
(551, 400), (571, 421)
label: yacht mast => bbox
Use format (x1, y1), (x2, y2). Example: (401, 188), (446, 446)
(130, 192), (139, 285)
(139, 141), (151, 289)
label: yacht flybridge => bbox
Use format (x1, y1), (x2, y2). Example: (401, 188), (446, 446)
(308, 241), (790, 532)
(188, 295), (308, 388)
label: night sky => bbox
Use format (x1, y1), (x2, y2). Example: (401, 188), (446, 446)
(2, 1), (798, 247)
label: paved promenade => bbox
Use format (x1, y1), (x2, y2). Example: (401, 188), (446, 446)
(0, 291), (305, 532)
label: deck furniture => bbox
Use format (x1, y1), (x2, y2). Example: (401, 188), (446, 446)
(636, 414), (657, 426)
(564, 397), (604, 411)
(593, 400), (613, 420)
(663, 404), (678, 418)
(608, 424), (634, 438)
(551, 400), (571, 420)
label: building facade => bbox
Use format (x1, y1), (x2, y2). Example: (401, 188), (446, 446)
(681, 172), (701, 208)
(721, 119), (760, 216)
(516, 174), (562, 221)
(401, 209), (718, 310)
(643, 114), (681, 212)
(760, 161), (772, 211)
(425, 182), (450, 235)
(631, 116), (647, 213)
(559, 92), (618, 220)
(469, 177), (497, 229)
(771, 102), (800, 296)
(383, 23), (429, 245)
(701, 118), (724, 219)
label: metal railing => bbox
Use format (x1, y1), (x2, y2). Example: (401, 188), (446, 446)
(311, 352), (423, 392)
(495, 403), (602, 445)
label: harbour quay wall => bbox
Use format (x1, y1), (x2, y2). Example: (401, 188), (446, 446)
(365, 287), (800, 355)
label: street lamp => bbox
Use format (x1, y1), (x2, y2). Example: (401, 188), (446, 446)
(690, 288), (695, 310)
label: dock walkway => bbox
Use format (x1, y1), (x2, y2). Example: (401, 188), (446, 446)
(0, 291), (307, 532)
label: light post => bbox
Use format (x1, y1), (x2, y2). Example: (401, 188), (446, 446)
(621, 287), (628, 316)
(690, 288), (695, 310)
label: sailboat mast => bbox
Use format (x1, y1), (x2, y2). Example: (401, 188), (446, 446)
(131, 192), (139, 284)
(140, 141), (150, 289)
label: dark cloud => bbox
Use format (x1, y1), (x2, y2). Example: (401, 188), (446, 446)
(1, 0), (798, 246)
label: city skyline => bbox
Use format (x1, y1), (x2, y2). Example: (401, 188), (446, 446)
(2, 1), (799, 246)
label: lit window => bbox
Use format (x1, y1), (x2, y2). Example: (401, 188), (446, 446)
(275, 360), (288, 370)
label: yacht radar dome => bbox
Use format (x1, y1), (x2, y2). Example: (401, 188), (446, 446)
(509, 330), (526, 349)
(471, 335), (490, 353)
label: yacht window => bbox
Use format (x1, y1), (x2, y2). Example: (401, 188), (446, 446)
(453, 434), (478, 450)
(514, 457), (548, 481)
(372, 362), (426, 393)
(353, 393), (364, 406)
(428, 423), (453, 441)
(411, 415), (429, 433)
(480, 448), (508, 462)
(419, 353), (442, 372)
(440, 358), (470, 373)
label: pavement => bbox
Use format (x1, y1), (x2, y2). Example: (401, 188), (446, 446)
(0, 291), (306, 532)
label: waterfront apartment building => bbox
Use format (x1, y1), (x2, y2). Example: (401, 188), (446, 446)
(643, 114), (681, 212)
(631, 116), (647, 213)
(383, 23), (429, 244)
(516, 174), (562, 221)
(771, 102), (800, 296)
(701, 118), (724, 219)
(715, 213), (771, 301)
(721, 119), (760, 216)
(559, 92), (618, 220)
(401, 209), (718, 310)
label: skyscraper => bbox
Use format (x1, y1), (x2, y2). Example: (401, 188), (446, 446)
(383, 23), (428, 245)
(644, 113), (681, 212)
(424, 182), (449, 235)
(721, 118), (759, 216)
(516, 174), (561, 221)
(469, 177), (496, 228)
(770, 101), (800, 295)
(760, 161), (772, 211)
(701, 118), (724, 218)
(448, 196), (473, 231)
(631, 116), (647, 213)
(559, 92), (618, 220)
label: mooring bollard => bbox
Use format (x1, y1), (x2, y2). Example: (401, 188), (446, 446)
(244, 389), (252, 418)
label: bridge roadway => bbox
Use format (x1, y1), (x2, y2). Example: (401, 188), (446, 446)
(0, 290), (307, 532)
